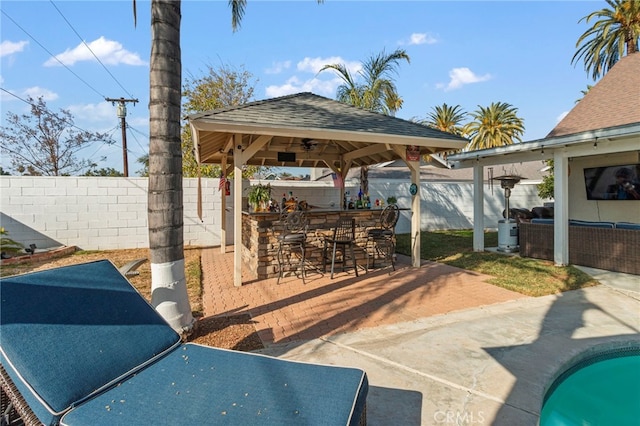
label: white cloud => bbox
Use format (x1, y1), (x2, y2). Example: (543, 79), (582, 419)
(44, 36), (147, 67)
(297, 56), (361, 75)
(265, 60), (291, 74)
(437, 67), (491, 91)
(0, 40), (29, 57)
(22, 86), (59, 101)
(265, 76), (340, 98)
(556, 111), (569, 122)
(68, 102), (117, 123)
(403, 33), (438, 46)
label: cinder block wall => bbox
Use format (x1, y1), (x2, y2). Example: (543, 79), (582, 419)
(0, 176), (544, 250)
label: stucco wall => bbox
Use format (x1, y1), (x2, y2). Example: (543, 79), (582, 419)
(0, 176), (545, 250)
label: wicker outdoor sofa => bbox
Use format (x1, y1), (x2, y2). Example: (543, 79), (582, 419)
(519, 219), (640, 275)
(0, 260), (368, 426)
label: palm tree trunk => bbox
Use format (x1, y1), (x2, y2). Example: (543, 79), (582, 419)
(148, 0), (194, 334)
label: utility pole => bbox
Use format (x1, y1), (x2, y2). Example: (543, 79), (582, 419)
(106, 97), (138, 177)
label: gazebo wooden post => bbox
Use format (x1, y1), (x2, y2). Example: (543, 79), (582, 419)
(233, 134), (244, 287)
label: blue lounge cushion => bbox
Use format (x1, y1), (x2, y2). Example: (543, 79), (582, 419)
(569, 220), (615, 228)
(615, 222), (640, 230)
(531, 218), (554, 225)
(0, 260), (180, 425)
(60, 343), (368, 426)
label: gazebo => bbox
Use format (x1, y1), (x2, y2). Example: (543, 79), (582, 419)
(188, 92), (468, 285)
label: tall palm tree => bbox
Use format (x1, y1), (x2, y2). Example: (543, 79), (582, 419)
(464, 102), (525, 151)
(420, 103), (467, 136)
(417, 103), (467, 160)
(572, 0), (640, 80)
(320, 49), (410, 116)
(146, 0), (248, 334)
(320, 49), (410, 192)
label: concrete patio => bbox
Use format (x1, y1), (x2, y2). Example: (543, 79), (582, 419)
(201, 247), (640, 425)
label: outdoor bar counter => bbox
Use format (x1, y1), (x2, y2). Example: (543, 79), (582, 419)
(242, 208), (392, 280)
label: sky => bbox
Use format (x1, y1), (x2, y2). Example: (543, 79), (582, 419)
(1, 0), (604, 176)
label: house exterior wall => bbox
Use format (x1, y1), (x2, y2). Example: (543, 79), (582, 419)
(0, 176), (545, 250)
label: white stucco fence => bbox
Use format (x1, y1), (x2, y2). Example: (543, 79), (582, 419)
(0, 176), (545, 250)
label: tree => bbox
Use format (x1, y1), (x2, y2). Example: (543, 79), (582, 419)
(320, 48), (410, 116)
(136, 154), (149, 177)
(147, 0), (195, 334)
(464, 102), (525, 151)
(419, 103), (467, 136)
(320, 48), (410, 192)
(538, 159), (555, 200)
(83, 167), (124, 177)
(0, 97), (113, 176)
(181, 63), (259, 178)
(416, 103), (468, 160)
(572, 0), (640, 80)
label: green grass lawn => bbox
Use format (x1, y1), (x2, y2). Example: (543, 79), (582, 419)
(395, 230), (599, 297)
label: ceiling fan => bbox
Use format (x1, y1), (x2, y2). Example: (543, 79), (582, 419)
(301, 138), (318, 152)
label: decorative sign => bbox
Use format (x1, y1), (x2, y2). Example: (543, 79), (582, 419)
(406, 145), (420, 161)
(409, 183), (418, 196)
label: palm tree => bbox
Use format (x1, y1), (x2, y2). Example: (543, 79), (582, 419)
(464, 102), (525, 151)
(417, 103), (467, 161)
(146, 0), (195, 334)
(320, 49), (410, 192)
(572, 0), (640, 80)
(420, 103), (467, 136)
(320, 49), (410, 116)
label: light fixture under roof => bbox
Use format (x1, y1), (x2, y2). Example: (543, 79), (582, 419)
(301, 138), (318, 152)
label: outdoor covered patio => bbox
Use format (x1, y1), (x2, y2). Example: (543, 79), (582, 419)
(448, 53), (640, 271)
(189, 92), (467, 286)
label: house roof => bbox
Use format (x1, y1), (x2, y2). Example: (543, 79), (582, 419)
(548, 52), (640, 138)
(188, 92), (468, 170)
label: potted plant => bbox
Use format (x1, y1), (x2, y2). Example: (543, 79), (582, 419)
(386, 196), (397, 205)
(248, 183), (272, 212)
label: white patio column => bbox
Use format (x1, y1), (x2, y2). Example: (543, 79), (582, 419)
(553, 152), (569, 266)
(473, 163), (485, 251)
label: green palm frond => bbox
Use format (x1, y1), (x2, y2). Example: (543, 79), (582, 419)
(572, 0), (640, 80)
(465, 102), (525, 151)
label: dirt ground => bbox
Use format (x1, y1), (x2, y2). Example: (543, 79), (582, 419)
(1, 247), (264, 352)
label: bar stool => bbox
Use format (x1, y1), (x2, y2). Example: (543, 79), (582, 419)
(323, 217), (359, 279)
(275, 210), (308, 284)
(367, 204), (399, 270)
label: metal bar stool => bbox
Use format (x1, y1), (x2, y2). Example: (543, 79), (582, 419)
(367, 204), (400, 270)
(275, 210), (308, 284)
(323, 217), (359, 279)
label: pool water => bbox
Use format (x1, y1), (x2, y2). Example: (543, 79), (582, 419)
(540, 351), (640, 425)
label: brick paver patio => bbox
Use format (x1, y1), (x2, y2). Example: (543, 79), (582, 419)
(201, 247), (527, 346)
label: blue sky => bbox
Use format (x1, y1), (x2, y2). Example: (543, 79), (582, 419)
(1, 1), (602, 175)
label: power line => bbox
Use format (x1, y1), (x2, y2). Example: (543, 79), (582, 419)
(49, 0), (136, 100)
(1, 10), (107, 101)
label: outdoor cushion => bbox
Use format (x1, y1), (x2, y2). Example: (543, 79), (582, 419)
(569, 220), (615, 228)
(0, 260), (182, 424)
(60, 343), (368, 426)
(1, 260), (369, 426)
(531, 218), (554, 225)
(615, 222), (640, 230)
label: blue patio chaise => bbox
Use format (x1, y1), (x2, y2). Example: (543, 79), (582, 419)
(0, 260), (368, 425)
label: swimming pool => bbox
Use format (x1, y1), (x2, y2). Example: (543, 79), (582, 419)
(540, 346), (640, 425)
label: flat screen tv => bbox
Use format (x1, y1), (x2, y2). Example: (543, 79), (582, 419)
(583, 163), (640, 200)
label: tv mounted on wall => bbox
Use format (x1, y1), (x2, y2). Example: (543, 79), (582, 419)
(583, 163), (640, 200)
